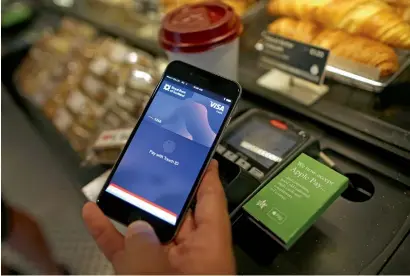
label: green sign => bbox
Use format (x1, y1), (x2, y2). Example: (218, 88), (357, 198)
(244, 153), (348, 249)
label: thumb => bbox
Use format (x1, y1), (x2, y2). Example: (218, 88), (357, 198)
(117, 221), (173, 274)
(125, 221), (161, 251)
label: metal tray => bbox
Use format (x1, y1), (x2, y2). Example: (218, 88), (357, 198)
(256, 29), (410, 93)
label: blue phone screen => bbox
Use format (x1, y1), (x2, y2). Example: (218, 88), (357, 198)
(105, 76), (232, 225)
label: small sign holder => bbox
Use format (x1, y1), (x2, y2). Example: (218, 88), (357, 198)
(256, 31), (331, 106)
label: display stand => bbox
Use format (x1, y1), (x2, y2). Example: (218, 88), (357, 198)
(257, 69), (329, 106)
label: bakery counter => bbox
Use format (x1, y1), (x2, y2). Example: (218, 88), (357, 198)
(41, 0), (410, 162)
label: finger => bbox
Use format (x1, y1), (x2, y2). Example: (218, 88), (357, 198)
(174, 209), (195, 244)
(205, 159), (218, 174)
(197, 160), (225, 202)
(195, 160), (230, 228)
(82, 202), (124, 262)
(121, 221), (173, 274)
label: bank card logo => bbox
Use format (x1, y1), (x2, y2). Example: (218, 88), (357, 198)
(210, 101), (225, 112)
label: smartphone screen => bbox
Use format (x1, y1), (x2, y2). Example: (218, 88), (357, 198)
(102, 74), (234, 226)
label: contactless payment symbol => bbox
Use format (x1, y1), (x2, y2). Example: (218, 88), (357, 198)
(268, 207), (287, 224)
(164, 84), (171, 91)
(163, 140), (176, 153)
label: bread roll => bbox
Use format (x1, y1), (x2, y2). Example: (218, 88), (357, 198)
(268, 18), (399, 76)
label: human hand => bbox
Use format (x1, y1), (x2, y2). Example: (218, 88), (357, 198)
(82, 160), (235, 274)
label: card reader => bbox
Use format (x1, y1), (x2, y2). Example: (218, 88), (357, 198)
(219, 109), (319, 182)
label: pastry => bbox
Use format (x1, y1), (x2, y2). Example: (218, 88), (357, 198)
(267, 0), (410, 48)
(268, 17), (321, 43)
(390, 4), (410, 23)
(382, 0), (410, 5)
(268, 18), (399, 76)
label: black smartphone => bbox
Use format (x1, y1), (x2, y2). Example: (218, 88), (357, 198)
(96, 61), (242, 243)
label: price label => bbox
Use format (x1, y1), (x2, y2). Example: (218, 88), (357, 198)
(260, 32), (329, 85)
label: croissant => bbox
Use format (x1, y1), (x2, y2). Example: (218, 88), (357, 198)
(267, 0), (410, 49)
(390, 4), (410, 22)
(382, 0), (410, 5)
(268, 18), (399, 76)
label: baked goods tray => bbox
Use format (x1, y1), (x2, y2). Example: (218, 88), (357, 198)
(256, 31), (410, 93)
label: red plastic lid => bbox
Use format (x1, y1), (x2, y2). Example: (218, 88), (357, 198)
(159, 1), (243, 53)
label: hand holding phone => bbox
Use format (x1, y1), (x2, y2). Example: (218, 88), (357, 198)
(96, 61), (241, 243)
(83, 160), (236, 274)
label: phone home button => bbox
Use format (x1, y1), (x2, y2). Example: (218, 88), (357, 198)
(128, 213), (141, 224)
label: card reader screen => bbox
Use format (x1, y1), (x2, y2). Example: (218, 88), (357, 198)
(226, 117), (298, 168)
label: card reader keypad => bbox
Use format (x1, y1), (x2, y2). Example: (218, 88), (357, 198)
(216, 144), (227, 154)
(217, 143), (265, 181)
(236, 158), (251, 170)
(223, 150), (239, 162)
(248, 167), (265, 180)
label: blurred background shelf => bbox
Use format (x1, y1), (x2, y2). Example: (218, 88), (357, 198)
(42, 0), (410, 162)
(2, 44), (108, 189)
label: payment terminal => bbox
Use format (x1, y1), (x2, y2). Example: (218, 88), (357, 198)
(218, 109), (319, 183)
(220, 109), (320, 264)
